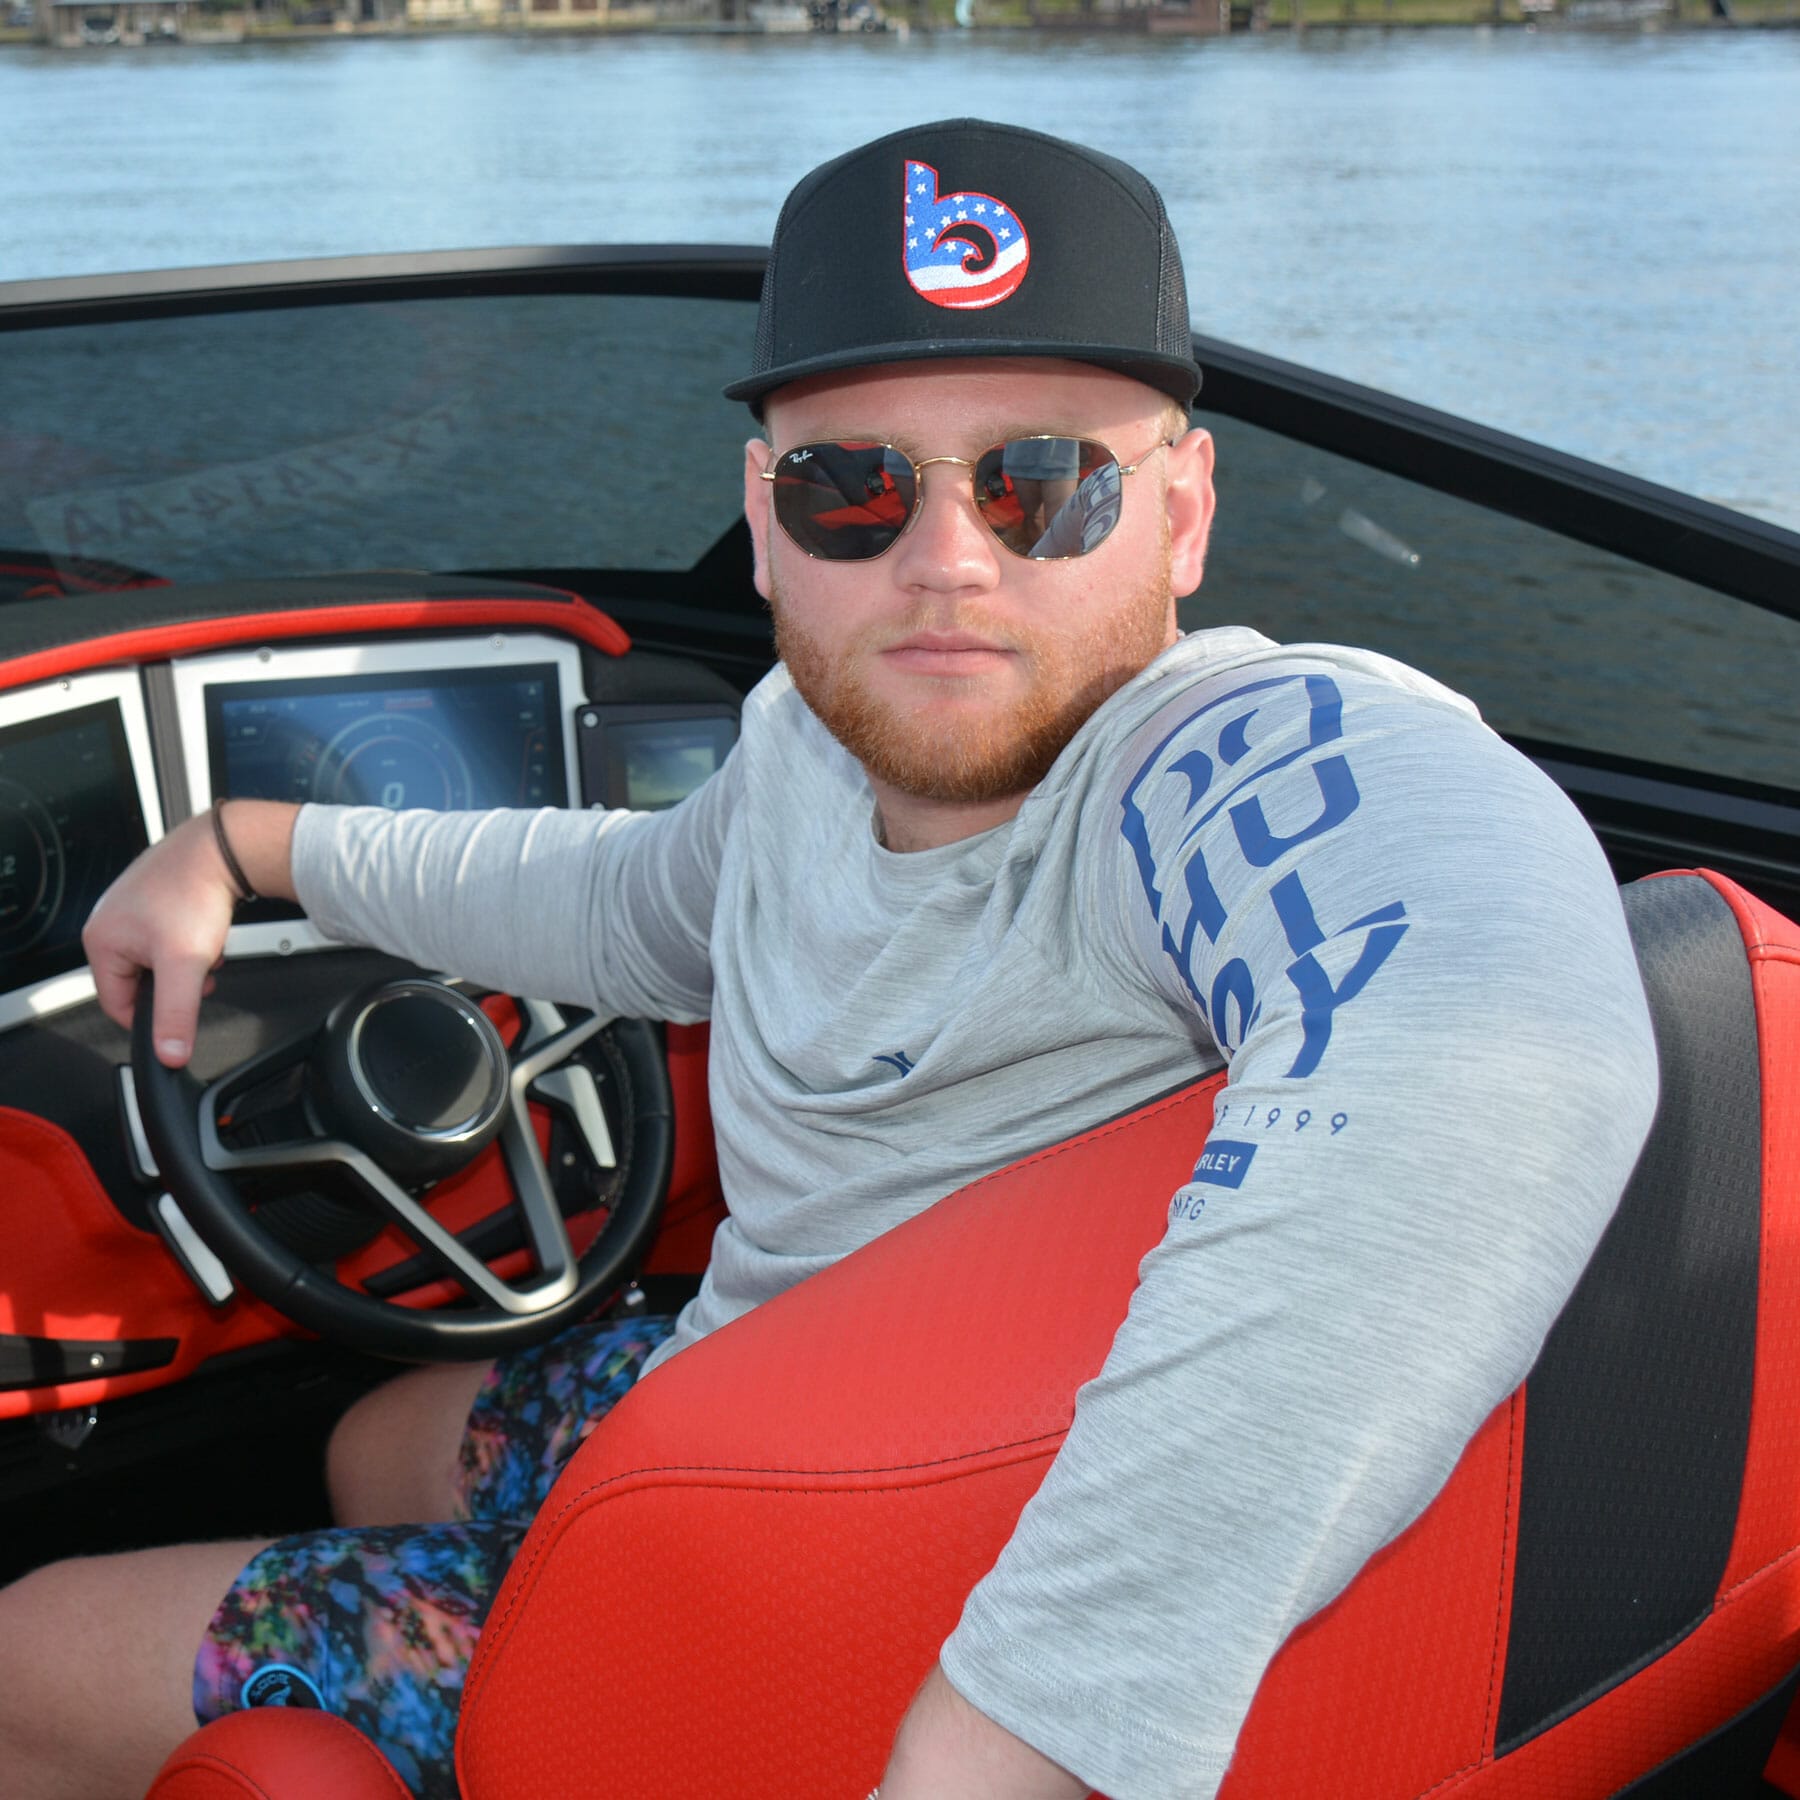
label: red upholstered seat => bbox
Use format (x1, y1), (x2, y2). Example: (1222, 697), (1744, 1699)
(146, 1708), (414, 1798)
(148, 870), (1800, 1800)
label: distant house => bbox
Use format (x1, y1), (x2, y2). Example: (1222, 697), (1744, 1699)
(509, 0), (657, 25)
(47, 0), (190, 42)
(405, 0), (508, 22)
(400, 0), (653, 23)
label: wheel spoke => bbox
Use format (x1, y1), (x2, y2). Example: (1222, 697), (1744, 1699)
(200, 1122), (571, 1312)
(510, 1001), (610, 1079)
(347, 1155), (576, 1315)
(139, 970), (670, 1356)
(498, 1099), (580, 1286)
(528, 1062), (617, 1170)
(506, 998), (608, 1273)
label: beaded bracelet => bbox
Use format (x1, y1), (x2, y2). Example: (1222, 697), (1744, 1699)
(210, 799), (258, 904)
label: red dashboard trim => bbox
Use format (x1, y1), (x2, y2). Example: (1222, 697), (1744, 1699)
(0, 1106), (302, 1421)
(0, 594), (630, 691)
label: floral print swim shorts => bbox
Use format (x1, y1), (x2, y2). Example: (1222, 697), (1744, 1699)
(193, 1313), (676, 1799)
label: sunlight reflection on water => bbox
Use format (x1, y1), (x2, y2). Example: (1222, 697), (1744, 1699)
(1, 29), (1796, 526)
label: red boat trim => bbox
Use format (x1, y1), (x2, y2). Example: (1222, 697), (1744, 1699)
(0, 593), (630, 691)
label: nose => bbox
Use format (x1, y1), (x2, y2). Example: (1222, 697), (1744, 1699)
(889, 461), (1003, 594)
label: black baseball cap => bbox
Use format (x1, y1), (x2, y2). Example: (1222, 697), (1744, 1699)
(725, 118), (1202, 415)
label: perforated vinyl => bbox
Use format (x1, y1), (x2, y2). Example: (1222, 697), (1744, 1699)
(126, 868), (1770, 1800)
(1451, 1572), (1800, 1797)
(460, 1076), (1223, 1797)
(1708, 875), (1800, 1598)
(1496, 875), (1762, 1750)
(1609, 1666), (1800, 1799)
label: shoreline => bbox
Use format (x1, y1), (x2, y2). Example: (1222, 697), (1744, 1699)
(5, 5), (1797, 45)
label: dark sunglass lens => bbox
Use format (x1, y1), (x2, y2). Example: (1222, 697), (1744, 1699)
(772, 443), (914, 560)
(974, 439), (1122, 559)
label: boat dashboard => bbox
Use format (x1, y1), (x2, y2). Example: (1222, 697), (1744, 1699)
(0, 607), (740, 1031)
(0, 576), (743, 1432)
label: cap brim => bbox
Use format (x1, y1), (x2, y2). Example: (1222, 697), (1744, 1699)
(724, 338), (1202, 414)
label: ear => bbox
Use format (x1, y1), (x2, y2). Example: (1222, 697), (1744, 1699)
(1163, 427), (1216, 600)
(744, 437), (775, 603)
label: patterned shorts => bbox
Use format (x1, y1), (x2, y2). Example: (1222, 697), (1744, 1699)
(193, 1314), (676, 1799)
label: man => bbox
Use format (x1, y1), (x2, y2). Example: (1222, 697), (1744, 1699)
(0, 119), (1656, 1800)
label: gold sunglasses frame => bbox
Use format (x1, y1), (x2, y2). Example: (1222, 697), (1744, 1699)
(759, 434), (1176, 563)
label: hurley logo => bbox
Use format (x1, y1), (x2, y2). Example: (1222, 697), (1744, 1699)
(241, 1664), (324, 1709)
(902, 160), (1031, 311)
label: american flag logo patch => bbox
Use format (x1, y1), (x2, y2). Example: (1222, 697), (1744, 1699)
(901, 159), (1031, 311)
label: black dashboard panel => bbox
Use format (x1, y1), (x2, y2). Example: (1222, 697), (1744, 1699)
(0, 699), (148, 1001)
(206, 663), (567, 812)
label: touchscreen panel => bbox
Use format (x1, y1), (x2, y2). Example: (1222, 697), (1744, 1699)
(206, 665), (567, 812)
(0, 701), (149, 999)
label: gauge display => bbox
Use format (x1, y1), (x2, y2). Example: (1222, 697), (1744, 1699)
(0, 701), (149, 997)
(207, 665), (567, 814)
(588, 710), (739, 812)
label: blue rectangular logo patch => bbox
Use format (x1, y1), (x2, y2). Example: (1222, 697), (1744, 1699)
(1192, 1140), (1257, 1189)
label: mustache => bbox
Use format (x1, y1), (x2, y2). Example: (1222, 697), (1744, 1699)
(862, 610), (1028, 656)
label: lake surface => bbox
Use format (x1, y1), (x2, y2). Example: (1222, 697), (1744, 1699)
(1, 28), (1797, 528)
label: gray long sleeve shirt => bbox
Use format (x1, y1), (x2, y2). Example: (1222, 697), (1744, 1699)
(292, 627), (1658, 1799)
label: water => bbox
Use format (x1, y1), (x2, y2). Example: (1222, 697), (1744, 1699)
(1, 28), (1797, 528)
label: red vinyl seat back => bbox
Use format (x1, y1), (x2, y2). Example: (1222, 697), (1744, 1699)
(148, 869), (1800, 1798)
(457, 869), (1800, 1798)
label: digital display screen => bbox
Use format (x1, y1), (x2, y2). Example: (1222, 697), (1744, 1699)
(600, 713), (738, 812)
(206, 665), (567, 813)
(0, 701), (149, 999)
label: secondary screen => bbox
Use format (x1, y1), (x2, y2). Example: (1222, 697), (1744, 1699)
(0, 700), (149, 1000)
(207, 665), (567, 812)
(610, 716), (738, 811)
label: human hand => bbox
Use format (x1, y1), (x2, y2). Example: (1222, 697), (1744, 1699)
(82, 801), (298, 1066)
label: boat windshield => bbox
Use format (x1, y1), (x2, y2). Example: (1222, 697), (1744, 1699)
(0, 291), (756, 594)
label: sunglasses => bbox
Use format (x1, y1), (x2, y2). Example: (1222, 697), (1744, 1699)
(760, 435), (1174, 563)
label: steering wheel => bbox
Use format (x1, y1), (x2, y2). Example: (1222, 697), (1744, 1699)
(132, 973), (673, 1361)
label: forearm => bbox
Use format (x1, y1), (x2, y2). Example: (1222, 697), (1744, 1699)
(214, 799), (301, 902)
(879, 1666), (1087, 1800)
(292, 799), (720, 1020)
(292, 804), (624, 1006)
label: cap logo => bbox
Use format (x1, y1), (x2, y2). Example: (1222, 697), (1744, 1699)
(901, 159), (1031, 311)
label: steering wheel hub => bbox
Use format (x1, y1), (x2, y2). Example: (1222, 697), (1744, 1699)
(351, 985), (506, 1133)
(318, 981), (509, 1177)
(133, 969), (674, 1360)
